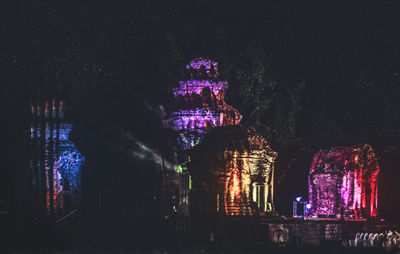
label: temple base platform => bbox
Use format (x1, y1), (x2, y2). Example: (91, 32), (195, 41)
(178, 215), (398, 247)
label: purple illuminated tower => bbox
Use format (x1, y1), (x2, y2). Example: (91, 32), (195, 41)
(165, 58), (242, 150)
(164, 58), (242, 214)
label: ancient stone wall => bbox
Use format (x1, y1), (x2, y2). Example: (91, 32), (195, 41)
(308, 144), (379, 219)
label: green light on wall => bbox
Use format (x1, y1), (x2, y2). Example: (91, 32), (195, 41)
(175, 162), (188, 174)
(175, 164), (184, 174)
(192, 139), (201, 147)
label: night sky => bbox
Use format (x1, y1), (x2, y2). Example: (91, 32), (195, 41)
(1, 0), (400, 239)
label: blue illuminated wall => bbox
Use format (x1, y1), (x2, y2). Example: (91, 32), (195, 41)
(52, 124), (85, 192)
(30, 100), (85, 215)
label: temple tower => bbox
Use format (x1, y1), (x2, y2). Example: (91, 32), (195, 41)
(308, 144), (379, 219)
(165, 58), (241, 150)
(29, 60), (85, 218)
(189, 126), (277, 216)
(164, 58), (242, 214)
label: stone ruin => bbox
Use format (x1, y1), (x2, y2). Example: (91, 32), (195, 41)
(308, 144), (379, 219)
(190, 126), (277, 216)
(164, 58), (241, 150)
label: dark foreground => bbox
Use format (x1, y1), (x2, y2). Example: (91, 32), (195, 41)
(1, 214), (399, 253)
(3, 245), (400, 254)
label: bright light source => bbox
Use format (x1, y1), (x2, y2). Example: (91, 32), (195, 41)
(296, 196), (302, 202)
(306, 203), (311, 209)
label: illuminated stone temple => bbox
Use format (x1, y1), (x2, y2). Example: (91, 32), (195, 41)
(307, 144), (379, 219)
(30, 89), (85, 216)
(164, 58), (242, 214)
(164, 58), (241, 150)
(190, 126), (277, 216)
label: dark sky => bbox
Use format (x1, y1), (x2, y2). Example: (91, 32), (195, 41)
(1, 0), (400, 219)
(1, 0), (400, 144)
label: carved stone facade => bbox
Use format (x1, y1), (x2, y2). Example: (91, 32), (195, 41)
(165, 58), (241, 150)
(190, 126), (277, 216)
(30, 98), (85, 216)
(163, 58), (242, 214)
(308, 144), (379, 219)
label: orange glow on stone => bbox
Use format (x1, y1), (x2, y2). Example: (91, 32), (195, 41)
(190, 126), (277, 216)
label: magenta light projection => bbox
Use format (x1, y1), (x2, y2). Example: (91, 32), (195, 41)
(173, 80), (228, 97)
(165, 58), (242, 150)
(307, 144), (379, 219)
(185, 58), (218, 73)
